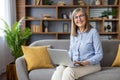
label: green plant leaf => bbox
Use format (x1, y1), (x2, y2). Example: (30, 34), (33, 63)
(0, 17), (31, 60)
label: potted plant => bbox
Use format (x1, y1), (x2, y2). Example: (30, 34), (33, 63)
(0, 17), (32, 60)
(101, 9), (117, 19)
(101, 10), (110, 18)
(111, 9), (117, 18)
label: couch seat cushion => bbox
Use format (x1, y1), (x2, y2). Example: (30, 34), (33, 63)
(29, 67), (120, 80)
(78, 67), (120, 80)
(29, 68), (55, 80)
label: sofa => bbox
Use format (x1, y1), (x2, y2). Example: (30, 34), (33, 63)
(16, 39), (120, 80)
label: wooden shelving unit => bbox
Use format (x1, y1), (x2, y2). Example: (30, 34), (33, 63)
(16, 0), (120, 43)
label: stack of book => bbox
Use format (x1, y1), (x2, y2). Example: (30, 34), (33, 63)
(34, 0), (41, 5)
(31, 24), (42, 33)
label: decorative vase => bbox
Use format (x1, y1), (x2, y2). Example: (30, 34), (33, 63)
(69, 11), (72, 19)
(78, 0), (85, 6)
(45, 27), (48, 32)
(95, 0), (101, 5)
(108, 15), (113, 19)
(6, 63), (18, 80)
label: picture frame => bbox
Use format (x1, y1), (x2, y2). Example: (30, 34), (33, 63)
(63, 23), (69, 32)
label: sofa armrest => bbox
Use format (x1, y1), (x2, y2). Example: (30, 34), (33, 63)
(15, 56), (29, 80)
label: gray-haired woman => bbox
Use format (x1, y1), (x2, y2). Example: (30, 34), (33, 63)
(51, 8), (103, 80)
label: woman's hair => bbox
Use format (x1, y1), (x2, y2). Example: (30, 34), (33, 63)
(71, 8), (92, 36)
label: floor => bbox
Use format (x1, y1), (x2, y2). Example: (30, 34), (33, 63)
(0, 73), (7, 80)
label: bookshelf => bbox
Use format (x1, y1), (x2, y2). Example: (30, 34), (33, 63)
(16, 0), (120, 43)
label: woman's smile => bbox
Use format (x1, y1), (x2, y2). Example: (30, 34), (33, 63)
(74, 11), (86, 28)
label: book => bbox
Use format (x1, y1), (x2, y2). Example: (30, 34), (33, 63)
(114, 0), (118, 5)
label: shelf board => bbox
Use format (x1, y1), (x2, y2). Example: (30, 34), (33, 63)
(42, 18), (58, 21)
(100, 32), (118, 35)
(54, 19), (71, 21)
(32, 32), (56, 34)
(57, 5), (87, 8)
(89, 5), (119, 8)
(32, 32), (118, 35)
(25, 5), (88, 8)
(57, 32), (70, 34)
(26, 18), (119, 21)
(25, 5), (56, 8)
(89, 19), (103, 21)
(42, 18), (71, 21)
(25, 5), (119, 8)
(25, 18), (71, 21)
(89, 18), (119, 21)
(25, 19), (41, 21)
(32, 32), (70, 34)
(103, 19), (119, 21)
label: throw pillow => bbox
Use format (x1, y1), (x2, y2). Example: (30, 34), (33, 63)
(22, 46), (54, 71)
(112, 44), (120, 67)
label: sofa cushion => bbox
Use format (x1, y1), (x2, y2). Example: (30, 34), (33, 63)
(112, 44), (120, 67)
(100, 40), (120, 67)
(29, 39), (70, 50)
(78, 67), (120, 80)
(29, 68), (55, 80)
(29, 67), (120, 80)
(22, 46), (54, 71)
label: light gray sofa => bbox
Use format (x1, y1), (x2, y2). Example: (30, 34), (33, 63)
(16, 39), (120, 80)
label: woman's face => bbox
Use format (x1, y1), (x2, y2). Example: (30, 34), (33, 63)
(73, 11), (86, 28)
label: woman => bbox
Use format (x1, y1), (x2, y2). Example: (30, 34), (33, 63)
(51, 8), (103, 80)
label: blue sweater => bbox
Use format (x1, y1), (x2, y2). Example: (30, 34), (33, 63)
(69, 28), (103, 65)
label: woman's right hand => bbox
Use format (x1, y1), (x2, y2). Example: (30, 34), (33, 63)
(74, 60), (90, 66)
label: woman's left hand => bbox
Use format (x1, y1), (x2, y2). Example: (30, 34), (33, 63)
(74, 60), (90, 66)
